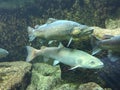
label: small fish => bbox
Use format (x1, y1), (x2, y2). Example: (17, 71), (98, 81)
(26, 44), (104, 69)
(91, 35), (120, 62)
(0, 48), (9, 59)
(28, 18), (93, 47)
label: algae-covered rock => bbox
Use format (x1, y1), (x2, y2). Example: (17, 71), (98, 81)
(0, 61), (32, 90)
(27, 63), (61, 90)
(93, 26), (120, 39)
(53, 83), (77, 90)
(27, 63), (109, 90)
(105, 19), (120, 29)
(78, 82), (107, 90)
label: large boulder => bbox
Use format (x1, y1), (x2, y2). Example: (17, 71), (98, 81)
(93, 26), (120, 39)
(27, 63), (110, 90)
(27, 63), (61, 90)
(78, 82), (111, 90)
(0, 61), (32, 90)
(105, 19), (120, 29)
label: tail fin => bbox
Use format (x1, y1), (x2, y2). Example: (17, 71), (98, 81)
(27, 26), (36, 41)
(91, 35), (102, 55)
(26, 46), (38, 62)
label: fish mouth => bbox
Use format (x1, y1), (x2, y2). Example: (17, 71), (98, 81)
(84, 29), (93, 35)
(80, 28), (94, 36)
(94, 63), (104, 69)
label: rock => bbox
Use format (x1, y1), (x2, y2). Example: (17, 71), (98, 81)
(0, 61), (32, 90)
(78, 82), (112, 90)
(27, 63), (110, 90)
(105, 19), (120, 29)
(26, 63), (61, 90)
(78, 82), (104, 90)
(53, 83), (77, 90)
(93, 26), (120, 39)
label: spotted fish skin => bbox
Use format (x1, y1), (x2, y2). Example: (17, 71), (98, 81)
(28, 18), (93, 44)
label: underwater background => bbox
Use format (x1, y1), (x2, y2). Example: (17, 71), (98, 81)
(0, 0), (120, 90)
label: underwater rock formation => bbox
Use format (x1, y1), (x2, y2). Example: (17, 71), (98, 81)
(27, 63), (111, 90)
(93, 27), (120, 39)
(26, 63), (61, 90)
(0, 61), (32, 90)
(78, 82), (112, 90)
(105, 19), (120, 29)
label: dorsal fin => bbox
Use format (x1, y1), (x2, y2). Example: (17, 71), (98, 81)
(46, 18), (57, 24)
(34, 25), (40, 29)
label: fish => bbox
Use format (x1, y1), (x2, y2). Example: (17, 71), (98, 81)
(26, 44), (104, 69)
(28, 18), (93, 47)
(91, 35), (120, 62)
(0, 48), (9, 59)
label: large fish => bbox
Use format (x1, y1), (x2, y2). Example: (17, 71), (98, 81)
(0, 48), (9, 59)
(91, 35), (120, 62)
(28, 18), (93, 46)
(26, 44), (104, 69)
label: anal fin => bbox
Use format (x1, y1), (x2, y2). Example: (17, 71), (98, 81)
(69, 65), (80, 70)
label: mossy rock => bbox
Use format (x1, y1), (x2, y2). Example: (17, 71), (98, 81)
(0, 61), (32, 90)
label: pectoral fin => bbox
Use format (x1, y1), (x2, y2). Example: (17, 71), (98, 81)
(67, 37), (73, 47)
(69, 65), (81, 70)
(53, 60), (60, 66)
(92, 47), (102, 55)
(48, 40), (57, 45)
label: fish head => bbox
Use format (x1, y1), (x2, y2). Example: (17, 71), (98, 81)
(0, 48), (9, 58)
(77, 57), (104, 69)
(72, 26), (94, 37)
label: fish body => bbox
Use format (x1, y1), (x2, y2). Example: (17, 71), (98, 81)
(98, 35), (120, 52)
(0, 48), (9, 58)
(92, 35), (120, 62)
(92, 35), (120, 53)
(28, 18), (93, 45)
(26, 44), (104, 69)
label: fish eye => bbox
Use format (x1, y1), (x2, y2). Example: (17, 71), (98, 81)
(90, 61), (95, 64)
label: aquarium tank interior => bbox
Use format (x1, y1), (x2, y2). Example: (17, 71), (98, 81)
(0, 0), (120, 90)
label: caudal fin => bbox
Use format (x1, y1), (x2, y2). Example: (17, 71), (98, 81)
(91, 35), (102, 55)
(26, 46), (38, 62)
(27, 26), (36, 41)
